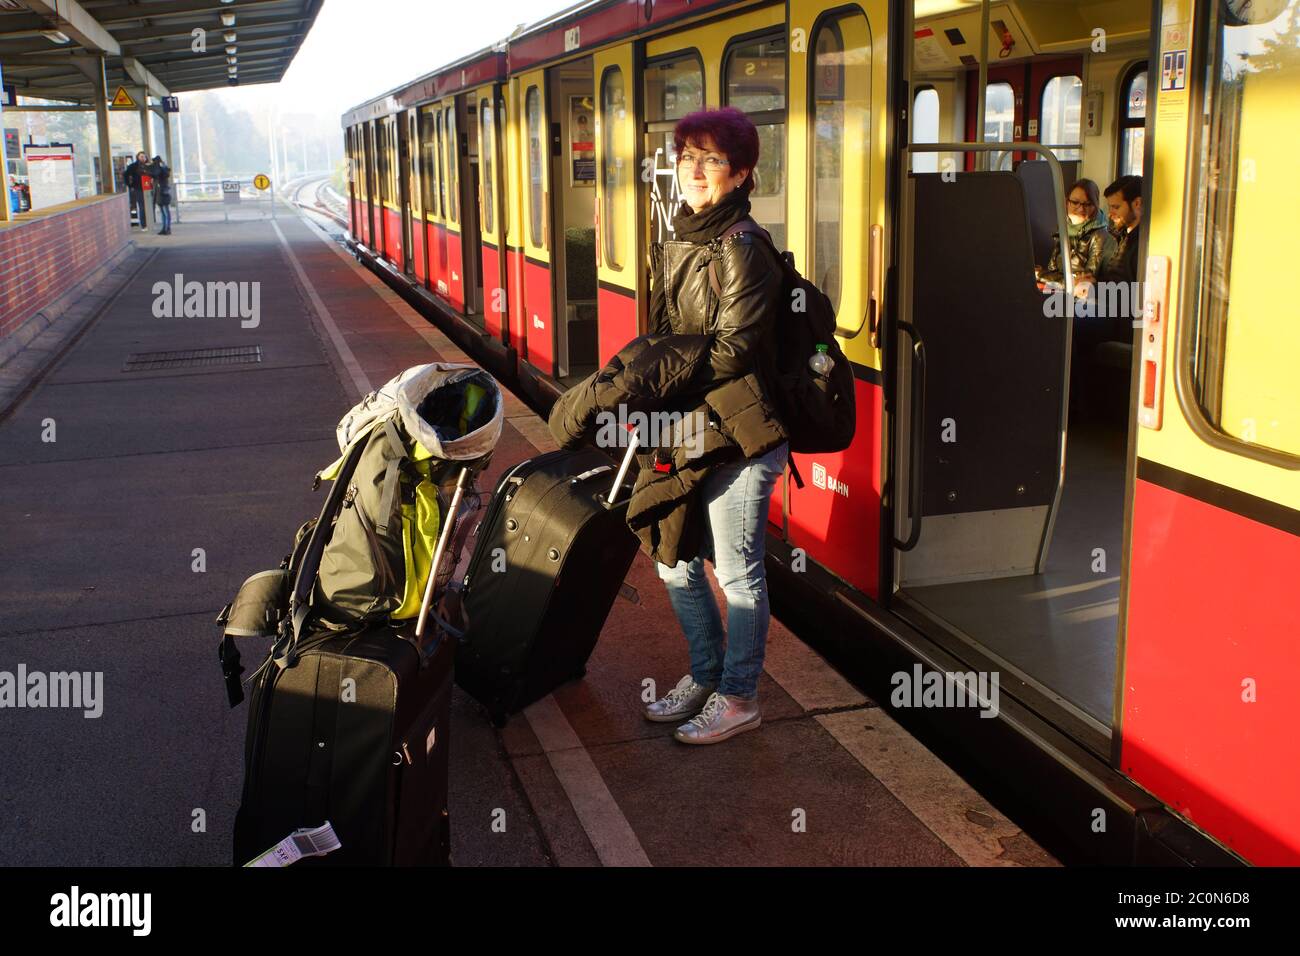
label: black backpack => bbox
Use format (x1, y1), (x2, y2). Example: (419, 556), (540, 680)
(708, 220), (856, 486)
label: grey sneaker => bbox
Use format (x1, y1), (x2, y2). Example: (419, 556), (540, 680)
(645, 675), (716, 723)
(673, 692), (761, 744)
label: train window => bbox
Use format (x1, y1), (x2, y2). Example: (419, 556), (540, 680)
(377, 122), (388, 202)
(444, 105), (459, 223)
(809, 12), (870, 310)
(1188, 0), (1300, 459)
(480, 98), (495, 233)
(912, 87), (939, 173)
(726, 33), (787, 249)
(435, 110), (447, 217)
(644, 53), (705, 241)
(408, 114), (421, 218)
(645, 53), (704, 123)
(1118, 64), (1146, 177)
(419, 108), (437, 218)
(726, 34), (785, 111)
(1040, 74), (1082, 162)
(526, 85), (543, 247)
(984, 82), (1015, 170)
(601, 66), (626, 270)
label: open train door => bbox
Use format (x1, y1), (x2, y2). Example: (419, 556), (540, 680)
(781, 0), (890, 594)
(1117, 0), (1300, 866)
(592, 44), (638, 365)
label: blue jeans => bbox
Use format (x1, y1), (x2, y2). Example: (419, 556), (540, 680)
(158, 202), (171, 231)
(655, 442), (788, 699)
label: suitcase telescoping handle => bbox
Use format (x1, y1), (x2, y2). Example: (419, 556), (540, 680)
(606, 432), (640, 505)
(415, 467), (471, 640)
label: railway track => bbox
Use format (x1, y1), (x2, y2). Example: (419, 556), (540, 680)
(291, 176), (348, 227)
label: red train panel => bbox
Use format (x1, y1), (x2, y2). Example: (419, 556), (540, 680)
(1121, 474), (1300, 865)
(431, 223), (444, 295)
(482, 242), (504, 339)
(522, 257), (554, 376)
(506, 247), (527, 356)
(445, 230), (464, 313)
(411, 213), (426, 284)
(383, 207), (404, 270)
(785, 377), (884, 599)
(597, 285), (637, 367)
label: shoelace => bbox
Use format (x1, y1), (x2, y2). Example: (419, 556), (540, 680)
(662, 679), (699, 706)
(688, 694), (726, 728)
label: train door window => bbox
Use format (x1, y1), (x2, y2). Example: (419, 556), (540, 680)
(526, 85), (543, 247)
(419, 107), (436, 218)
(644, 52), (705, 241)
(808, 14), (869, 311)
(435, 110), (447, 217)
(480, 97), (495, 233)
(725, 33), (787, 249)
(912, 86), (939, 173)
(1117, 64), (1147, 177)
(984, 81), (1015, 170)
(1188, 0), (1300, 460)
(1039, 74), (1082, 162)
(601, 66), (626, 270)
(444, 105), (459, 225)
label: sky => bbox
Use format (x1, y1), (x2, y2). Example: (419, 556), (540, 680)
(212, 0), (560, 123)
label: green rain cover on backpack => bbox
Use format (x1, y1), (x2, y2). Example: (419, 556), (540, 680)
(311, 363), (503, 628)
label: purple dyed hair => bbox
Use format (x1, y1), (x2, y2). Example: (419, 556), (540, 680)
(673, 106), (760, 193)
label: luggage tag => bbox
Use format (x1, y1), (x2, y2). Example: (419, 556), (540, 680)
(244, 822), (342, 867)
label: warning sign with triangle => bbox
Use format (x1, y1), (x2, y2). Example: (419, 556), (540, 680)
(109, 86), (137, 109)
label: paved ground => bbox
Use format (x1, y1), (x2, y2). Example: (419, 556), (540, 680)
(0, 203), (1057, 867)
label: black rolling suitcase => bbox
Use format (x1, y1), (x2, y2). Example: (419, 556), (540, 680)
(455, 442), (640, 725)
(230, 439), (470, 867)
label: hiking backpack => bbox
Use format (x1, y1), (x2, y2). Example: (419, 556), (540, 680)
(707, 221), (856, 478)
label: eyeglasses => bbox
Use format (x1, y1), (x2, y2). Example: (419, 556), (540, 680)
(1067, 198), (1095, 209)
(676, 151), (731, 173)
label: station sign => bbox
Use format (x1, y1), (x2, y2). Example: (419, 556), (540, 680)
(162, 96), (180, 113)
(222, 180), (241, 203)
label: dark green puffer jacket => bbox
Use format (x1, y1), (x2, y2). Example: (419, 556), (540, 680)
(548, 333), (785, 566)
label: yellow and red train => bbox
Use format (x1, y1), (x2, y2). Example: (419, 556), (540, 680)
(342, 0), (1300, 866)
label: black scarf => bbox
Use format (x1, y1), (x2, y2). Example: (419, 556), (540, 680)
(671, 187), (751, 243)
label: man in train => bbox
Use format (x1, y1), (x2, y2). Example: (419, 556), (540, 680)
(1098, 174), (1143, 289)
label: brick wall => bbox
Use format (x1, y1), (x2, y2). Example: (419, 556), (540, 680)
(0, 193), (130, 340)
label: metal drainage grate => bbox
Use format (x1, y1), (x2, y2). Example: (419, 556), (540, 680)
(123, 345), (263, 372)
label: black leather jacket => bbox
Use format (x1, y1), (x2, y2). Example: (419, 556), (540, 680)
(648, 190), (784, 392)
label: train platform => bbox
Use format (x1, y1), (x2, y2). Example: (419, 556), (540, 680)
(0, 200), (1057, 867)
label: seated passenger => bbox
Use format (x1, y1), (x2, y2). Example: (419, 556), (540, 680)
(1038, 178), (1108, 292)
(1097, 174), (1143, 286)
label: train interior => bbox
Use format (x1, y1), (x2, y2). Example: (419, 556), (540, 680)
(549, 58), (601, 383)
(894, 0), (1151, 734)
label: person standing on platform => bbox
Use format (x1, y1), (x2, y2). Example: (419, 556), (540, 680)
(123, 152), (149, 229)
(149, 156), (172, 235)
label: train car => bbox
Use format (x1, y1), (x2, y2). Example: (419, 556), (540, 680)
(341, 0), (1300, 866)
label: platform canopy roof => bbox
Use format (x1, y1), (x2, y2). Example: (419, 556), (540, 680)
(0, 0), (324, 104)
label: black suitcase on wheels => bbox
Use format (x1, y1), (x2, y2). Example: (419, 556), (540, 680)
(230, 436), (465, 867)
(455, 444), (640, 725)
